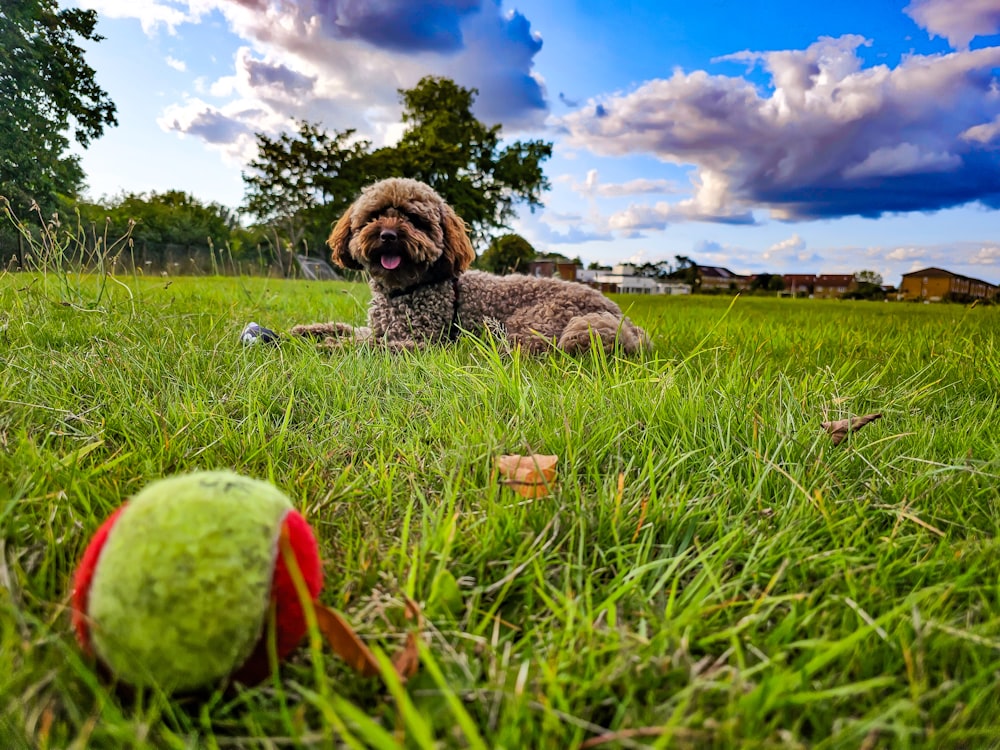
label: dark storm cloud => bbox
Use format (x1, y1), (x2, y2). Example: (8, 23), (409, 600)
(312, 0), (480, 53)
(445, 6), (546, 125)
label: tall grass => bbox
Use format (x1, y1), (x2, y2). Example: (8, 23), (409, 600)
(1, 271), (998, 748)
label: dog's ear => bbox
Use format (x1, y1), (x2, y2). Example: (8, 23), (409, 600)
(328, 208), (361, 269)
(440, 203), (475, 273)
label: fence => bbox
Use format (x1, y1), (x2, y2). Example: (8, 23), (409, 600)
(0, 234), (341, 279)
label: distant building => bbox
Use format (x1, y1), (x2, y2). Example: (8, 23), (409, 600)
(898, 267), (998, 302)
(782, 274), (816, 296)
(586, 262), (691, 295)
(526, 259), (580, 281)
(697, 266), (752, 292)
(813, 274), (857, 299)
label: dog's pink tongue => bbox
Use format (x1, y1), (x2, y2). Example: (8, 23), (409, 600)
(381, 254), (402, 270)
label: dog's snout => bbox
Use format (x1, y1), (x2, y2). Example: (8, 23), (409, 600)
(379, 229), (398, 243)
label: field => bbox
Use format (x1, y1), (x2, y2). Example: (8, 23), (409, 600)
(1, 272), (998, 749)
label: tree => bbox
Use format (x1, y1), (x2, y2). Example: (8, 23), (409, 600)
(669, 255), (699, 288)
(0, 0), (117, 214)
(386, 77), (552, 247)
(846, 269), (886, 300)
(854, 269), (883, 286)
(750, 272), (785, 293)
(750, 273), (773, 292)
(636, 262), (660, 278)
(242, 121), (371, 253)
(78, 191), (237, 249)
(477, 234), (536, 274)
(239, 77), (552, 259)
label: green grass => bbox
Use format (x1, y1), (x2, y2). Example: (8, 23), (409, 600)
(1, 272), (998, 749)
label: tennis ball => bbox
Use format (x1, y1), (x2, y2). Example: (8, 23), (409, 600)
(71, 470), (323, 692)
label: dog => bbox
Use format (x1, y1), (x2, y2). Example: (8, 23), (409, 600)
(291, 178), (648, 354)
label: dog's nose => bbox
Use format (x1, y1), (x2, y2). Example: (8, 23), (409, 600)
(380, 229), (397, 243)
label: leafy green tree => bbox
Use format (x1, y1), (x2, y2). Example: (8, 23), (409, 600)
(241, 121), (371, 253)
(750, 273), (770, 292)
(845, 269), (886, 300)
(77, 191), (236, 249)
(0, 0), (117, 214)
(384, 76), (552, 247)
(477, 234), (536, 274)
(669, 255), (699, 289)
(854, 269), (883, 286)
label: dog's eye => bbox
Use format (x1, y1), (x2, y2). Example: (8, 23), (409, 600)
(404, 212), (430, 231)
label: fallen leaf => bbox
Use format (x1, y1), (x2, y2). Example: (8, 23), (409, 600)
(391, 631), (420, 681)
(496, 454), (558, 498)
(821, 413), (882, 445)
(314, 604), (381, 677)
(390, 597), (423, 681)
(313, 598), (423, 682)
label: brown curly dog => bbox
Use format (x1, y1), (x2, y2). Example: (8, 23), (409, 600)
(291, 178), (649, 354)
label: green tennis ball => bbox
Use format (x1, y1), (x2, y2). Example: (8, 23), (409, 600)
(71, 470), (323, 692)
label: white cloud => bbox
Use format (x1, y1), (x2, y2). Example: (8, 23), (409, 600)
(879, 241), (1000, 270)
(886, 246), (929, 261)
(572, 169), (679, 197)
(962, 116), (1000, 145)
(905, 0), (1000, 50)
(760, 233), (822, 265)
(513, 212), (612, 249)
(968, 244), (1000, 265)
(605, 169), (756, 234)
(157, 97), (286, 163)
(78, 0), (200, 35)
(560, 36), (1000, 222)
(767, 234), (806, 254)
(165, 55), (187, 72)
(96, 0), (549, 168)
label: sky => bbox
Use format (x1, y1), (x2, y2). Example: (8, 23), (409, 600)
(66, 0), (1000, 286)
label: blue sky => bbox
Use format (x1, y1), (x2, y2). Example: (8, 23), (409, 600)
(68, 0), (1000, 286)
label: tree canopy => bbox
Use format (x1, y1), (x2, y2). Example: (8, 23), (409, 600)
(241, 77), (552, 253)
(477, 234), (537, 274)
(846, 269), (886, 300)
(387, 77), (552, 246)
(854, 269), (883, 286)
(241, 122), (371, 254)
(77, 191), (239, 250)
(0, 0), (117, 214)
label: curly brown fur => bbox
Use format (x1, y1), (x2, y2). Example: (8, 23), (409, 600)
(291, 178), (649, 354)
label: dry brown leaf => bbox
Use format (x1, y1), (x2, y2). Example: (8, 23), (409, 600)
(314, 599), (423, 682)
(821, 413), (882, 445)
(314, 604), (381, 677)
(496, 454), (558, 497)
(391, 597), (423, 681)
(391, 631), (420, 681)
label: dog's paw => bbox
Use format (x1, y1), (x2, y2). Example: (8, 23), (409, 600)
(291, 322), (362, 340)
(381, 338), (420, 352)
